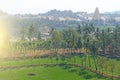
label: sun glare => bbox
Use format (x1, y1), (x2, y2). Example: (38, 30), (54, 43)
(0, 33), (5, 46)
(0, 22), (7, 47)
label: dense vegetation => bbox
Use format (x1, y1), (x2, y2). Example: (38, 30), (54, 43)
(1, 22), (120, 79)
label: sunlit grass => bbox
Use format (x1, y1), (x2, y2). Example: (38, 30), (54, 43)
(0, 59), (110, 80)
(0, 66), (99, 80)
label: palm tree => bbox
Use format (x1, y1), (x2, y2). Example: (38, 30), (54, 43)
(84, 37), (90, 67)
(77, 36), (82, 52)
(28, 24), (35, 41)
(90, 40), (99, 71)
(76, 25), (83, 54)
(20, 27), (26, 41)
(100, 29), (106, 55)
(51, 30), (62, 64)
(37, 31), (41, 41)
(77, 24), (82, 34)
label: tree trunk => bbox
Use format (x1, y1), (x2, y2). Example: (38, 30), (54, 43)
(88, 55), (91, 68)
(93, 55), (98, 71)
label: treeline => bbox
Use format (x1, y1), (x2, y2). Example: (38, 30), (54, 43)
(46, 23), (120, 58)
(10, 22), (120, 59)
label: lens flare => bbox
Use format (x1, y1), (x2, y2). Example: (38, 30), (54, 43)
(0, 33), (5, 46)
(0, 22), (7, 47)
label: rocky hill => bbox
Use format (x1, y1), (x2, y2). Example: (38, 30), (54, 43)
(1, 9), (120, 38)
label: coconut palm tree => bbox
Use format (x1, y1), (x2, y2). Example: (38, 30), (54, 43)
(51, 30), (62, 63)
(90, 40), (99, 71)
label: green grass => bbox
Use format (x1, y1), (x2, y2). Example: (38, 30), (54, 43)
(0, 65), (110, 80)
(0, 56), (119, 80)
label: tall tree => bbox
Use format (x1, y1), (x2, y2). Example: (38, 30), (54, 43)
(77, 24), (82, 34)
(66, 28), (78, 54)
(28, 24), (35, 41)
(20, 27), (26, 41)
(90, 40), (99, 71)
(51, 30), (62, 63)
(37, 31), (41, 40)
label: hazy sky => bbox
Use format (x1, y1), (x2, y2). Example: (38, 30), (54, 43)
(0, 0), (120, 14)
